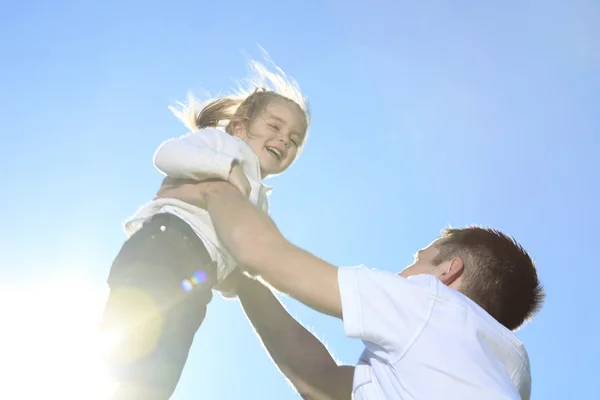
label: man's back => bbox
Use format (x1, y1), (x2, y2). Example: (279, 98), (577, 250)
(338, 267), (531, 399)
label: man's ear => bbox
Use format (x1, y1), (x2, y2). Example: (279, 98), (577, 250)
(438, 257), (464, 286)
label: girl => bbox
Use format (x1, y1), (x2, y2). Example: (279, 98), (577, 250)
(100, 60), (310, 400)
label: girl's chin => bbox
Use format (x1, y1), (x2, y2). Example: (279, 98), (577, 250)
(259, 163), (282, 176)
(260, 170), (276, 178)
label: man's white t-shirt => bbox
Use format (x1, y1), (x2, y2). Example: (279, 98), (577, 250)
(338, 266), (532, 400)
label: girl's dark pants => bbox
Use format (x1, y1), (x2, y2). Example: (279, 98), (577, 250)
(100, 213), (217, 399)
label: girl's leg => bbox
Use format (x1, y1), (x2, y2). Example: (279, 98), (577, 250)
(100, 213), (217, 400)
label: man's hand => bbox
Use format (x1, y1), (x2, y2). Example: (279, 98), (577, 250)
(213, 268), (252, 299)
(156, 165), (249, 208)
(156, 178), (233, 209)
(228, 162), (251, 198)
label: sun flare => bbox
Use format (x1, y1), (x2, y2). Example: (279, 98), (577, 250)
(0, 278), (116, 400)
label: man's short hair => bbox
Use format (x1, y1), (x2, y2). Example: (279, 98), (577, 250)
(433, 226), (544, 331)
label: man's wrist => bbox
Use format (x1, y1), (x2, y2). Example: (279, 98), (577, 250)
(203, 180), (236, 205)
(237, 275), (268, 299)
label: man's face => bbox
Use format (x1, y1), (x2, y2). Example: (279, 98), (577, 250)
(400, 239), (443, 278)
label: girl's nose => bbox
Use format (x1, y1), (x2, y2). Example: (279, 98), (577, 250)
(278, 136), (291, 148)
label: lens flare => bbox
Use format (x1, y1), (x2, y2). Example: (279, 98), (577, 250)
(181, 269), (208, 292)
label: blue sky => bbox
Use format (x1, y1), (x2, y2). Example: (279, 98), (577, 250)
(1, 0), (598, 398)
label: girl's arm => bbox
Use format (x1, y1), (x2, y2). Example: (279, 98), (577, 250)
(153, 128), (241, 182)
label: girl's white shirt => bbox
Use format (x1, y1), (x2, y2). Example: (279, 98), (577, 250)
(124, 127), (270, 281)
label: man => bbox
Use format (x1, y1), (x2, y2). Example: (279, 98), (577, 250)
(157, 180), (544, 399)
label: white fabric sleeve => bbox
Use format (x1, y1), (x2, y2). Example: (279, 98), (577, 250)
(153, 128), (242, 181)
(257, 188), (270, 213)
(338, 266), (436, 361)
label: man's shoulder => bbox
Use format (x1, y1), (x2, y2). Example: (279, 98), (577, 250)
(339, 267), (438, 310)
(341, 266), (438, 288)
(406, 273), (440, 290)
(433, 282), (526, 341)
(434, 283), (527, 345)
(430, 282), (531, 382)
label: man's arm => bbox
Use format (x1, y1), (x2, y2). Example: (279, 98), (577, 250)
(204, 182), (344, 318)
(236, 276), (354, 400)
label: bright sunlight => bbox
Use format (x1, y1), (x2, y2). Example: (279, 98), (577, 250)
(0, 277), (116, 400)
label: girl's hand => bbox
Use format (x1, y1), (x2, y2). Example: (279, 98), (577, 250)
(229, 163), (251, 198)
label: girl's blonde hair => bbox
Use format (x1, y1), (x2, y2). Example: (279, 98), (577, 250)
(170, 58), (310, 141)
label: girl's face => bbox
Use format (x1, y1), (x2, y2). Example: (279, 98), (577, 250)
(232, 100), (307, 178)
